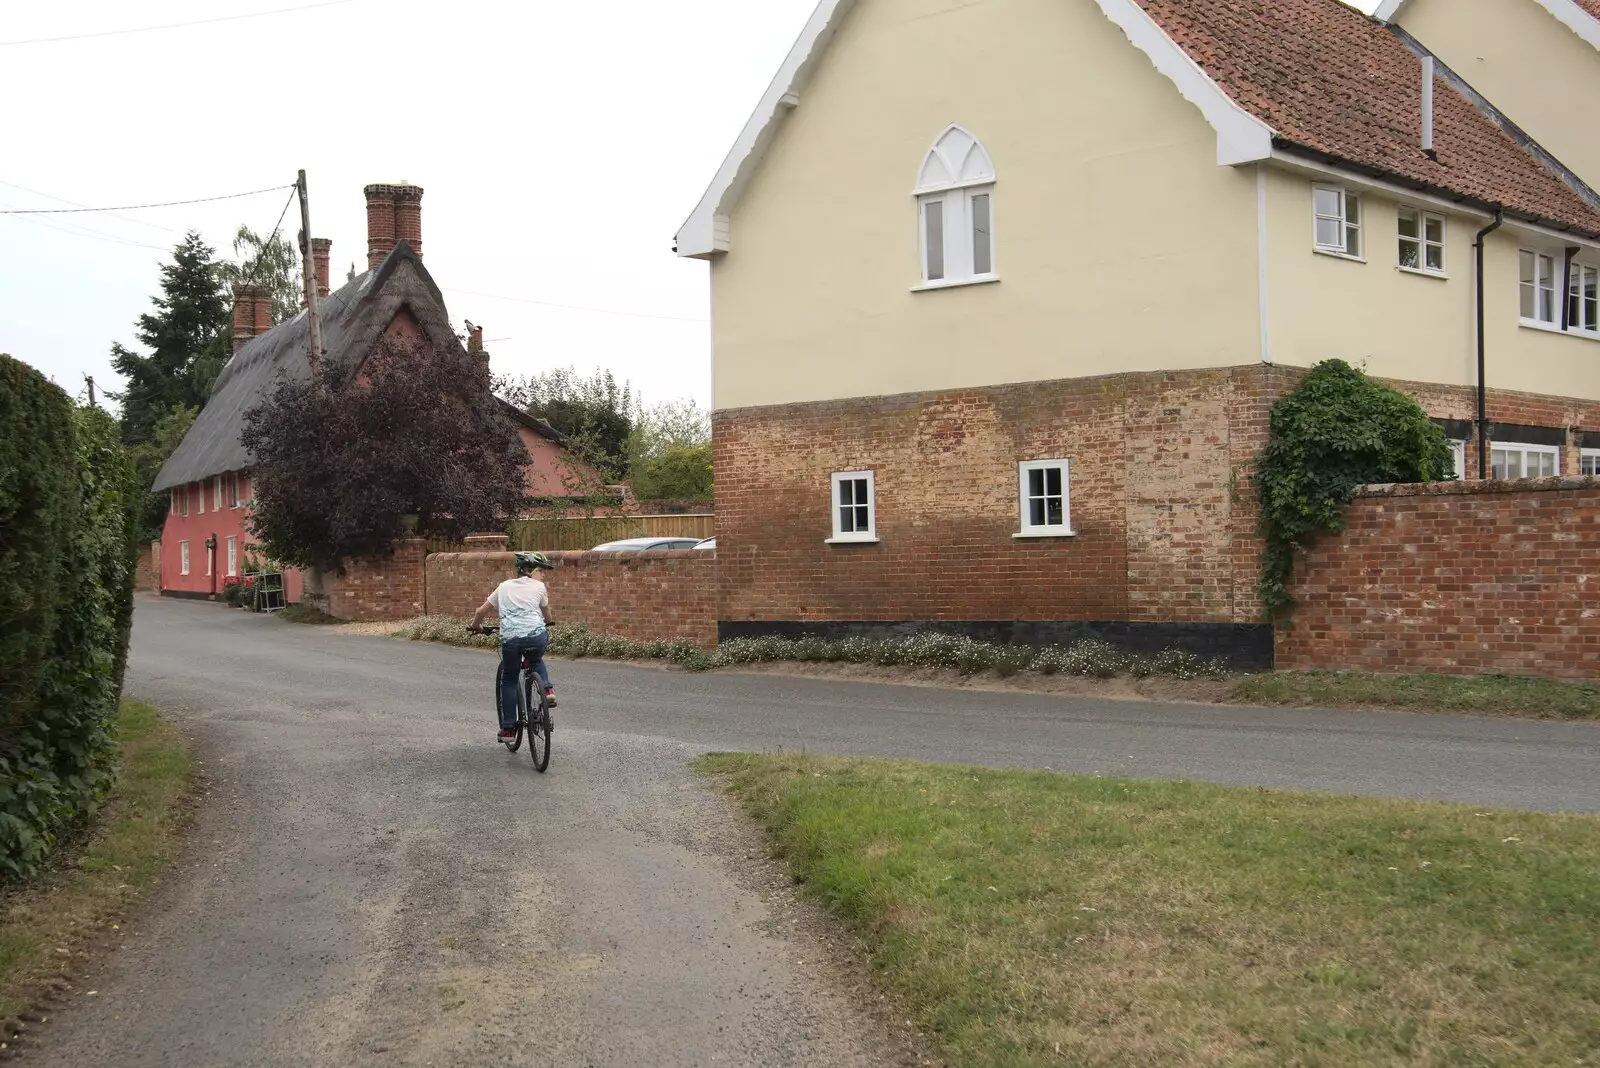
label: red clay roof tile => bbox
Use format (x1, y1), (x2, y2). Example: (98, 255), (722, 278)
(1132, 0), (1600, 237)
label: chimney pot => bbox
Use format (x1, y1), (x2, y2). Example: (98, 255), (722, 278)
(231, 282), (256, 354)
(467, 323), (484, 356)
(393, 183), (423, 260)
(364, 182), (424, 268)
(311, 237), (332, 299)
(364, 184), (397, 269)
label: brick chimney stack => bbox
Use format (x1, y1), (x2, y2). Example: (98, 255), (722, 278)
(466, 322), (485, 358)
(311, 238), (332, 299)
(364, 182), (424, 269)
(231, 282), (268, 354)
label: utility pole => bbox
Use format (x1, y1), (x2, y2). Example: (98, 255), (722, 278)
(83, 375), (96, 408)
(296, 169), (323, 369)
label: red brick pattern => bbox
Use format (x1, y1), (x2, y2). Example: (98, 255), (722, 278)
(715, 364), (1600, 663)
(135, 542), (160, 592)
(326, 538), (428, 622)
(427, 550), (718, 648)
(1278, 478), (1600, 678)
(1134, 0), (1600, 237)
(714, 367), (1277, 628)
(1575, 0), (1600, 22)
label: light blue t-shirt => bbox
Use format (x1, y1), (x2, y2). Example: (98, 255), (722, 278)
(491, 577), (549, 640)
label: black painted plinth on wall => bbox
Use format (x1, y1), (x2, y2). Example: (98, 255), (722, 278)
(717, 619), (1275, 671)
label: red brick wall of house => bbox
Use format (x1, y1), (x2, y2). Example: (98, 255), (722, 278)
(713, 366), (1281, 628)
(325, 538), (428, 622)
(713, 363), (1600, 671)
(426, 550), (718, 648)
(1278, 478), (1600, 678)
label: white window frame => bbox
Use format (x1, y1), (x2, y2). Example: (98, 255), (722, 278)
(1580, 447), (1600, 477)
(227, 536), (238, 577)
(1490, 442), (1560, 479)
(205, 540), (213, 577)
(1448, 440), (1468, 480)
(1520, 249), (1559, 326)
(213, 476), (223, 511)
(914, 125), (998, 291)
(1313, 184), (1363, 259)
(179, 541), (190, 576)
(229, 472), (241, 508)
(1397, 206), (1446, 276)
(1567, 261), (1600, 335)
(170, 489), (179, 516)
(1015, 459), (1075, 537)
(827, 470), (878, 544)
(196, 481), (204, 515)
(179, 486), (189, 517)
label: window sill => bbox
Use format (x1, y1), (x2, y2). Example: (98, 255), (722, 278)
(824, 535), (880, 545)
(1397, 265), (1448, 280)
(910, 275), (1000, 293)
(1014, 529), (1077, 539)
(1519, 318), (1600, 342)
(1313, 247), (1366, 264)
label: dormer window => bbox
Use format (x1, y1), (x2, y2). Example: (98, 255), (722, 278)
(915, 126), (996, 289)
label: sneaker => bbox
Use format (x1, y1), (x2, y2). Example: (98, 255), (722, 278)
(544, 690), (558, 708)
(497, 728), (516, 743)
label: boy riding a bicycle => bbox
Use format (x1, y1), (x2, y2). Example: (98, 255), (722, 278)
(470, 551), (557, 743)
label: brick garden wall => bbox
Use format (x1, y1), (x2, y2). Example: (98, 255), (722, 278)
(427, 549), (719, 648)
(1278, 477), (1600, 678)
(325, 537), (428, 622)
(135, 542), (160, 592)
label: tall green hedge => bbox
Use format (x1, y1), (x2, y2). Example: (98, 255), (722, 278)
(0, 355), (139, 881)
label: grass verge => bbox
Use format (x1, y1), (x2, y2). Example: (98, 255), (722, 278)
(1232, 670), (1600, 720)
(700, 752), (1600, 1067)
(0, 700), (195, 1024)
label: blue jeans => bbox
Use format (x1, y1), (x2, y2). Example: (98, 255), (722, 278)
(499, 633), (552, 729)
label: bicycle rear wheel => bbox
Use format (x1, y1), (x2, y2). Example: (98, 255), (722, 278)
(496, 662), (523, 752)
(524, 673), (551, 772)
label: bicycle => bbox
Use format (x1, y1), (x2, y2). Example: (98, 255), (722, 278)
(477, 626), (551, 772)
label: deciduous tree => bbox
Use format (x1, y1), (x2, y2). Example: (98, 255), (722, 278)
(241, 337), (528, 569)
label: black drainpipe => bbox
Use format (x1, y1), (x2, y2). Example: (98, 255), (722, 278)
(1474, 210), (1504, 480)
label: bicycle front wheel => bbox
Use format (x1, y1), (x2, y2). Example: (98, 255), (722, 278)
(524, 673), (551, 772)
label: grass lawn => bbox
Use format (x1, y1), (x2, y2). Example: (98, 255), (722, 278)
(1232, 670), (1600, 720)
(701, 753), (1600, 1067)
(0, 700), (194, 1022)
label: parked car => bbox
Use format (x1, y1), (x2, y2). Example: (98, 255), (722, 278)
(588, 536), (703, 552)
(693, 537), (716, 550)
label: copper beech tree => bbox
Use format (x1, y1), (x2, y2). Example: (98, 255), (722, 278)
(241, 336), (528, 570)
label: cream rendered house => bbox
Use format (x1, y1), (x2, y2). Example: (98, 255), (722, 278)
(678, 0), (1600, 664)
(1377, 0), (1600, 188)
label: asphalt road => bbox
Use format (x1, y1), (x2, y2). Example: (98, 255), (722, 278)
(30, 597), (1600, 1066)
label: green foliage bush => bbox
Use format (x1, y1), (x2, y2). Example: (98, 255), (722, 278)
(0, 356), (139, 881)
(1255, 360), (1454, 622)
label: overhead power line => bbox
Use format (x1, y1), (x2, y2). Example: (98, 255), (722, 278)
(0, 0), (358, 47)
(0, 184), (293, 215)
(0, 178), (186, 234)
(442, 286), (709, 324)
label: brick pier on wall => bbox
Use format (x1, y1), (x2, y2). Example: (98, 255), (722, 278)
(325, 537), (428, 622)
(1279, 477), (1600, 679)
(427, 548), (719, 649)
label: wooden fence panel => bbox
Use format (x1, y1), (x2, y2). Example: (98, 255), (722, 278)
(508, 514), (714, 551)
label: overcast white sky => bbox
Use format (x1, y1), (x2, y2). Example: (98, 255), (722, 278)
(0, 0), (1380, 413)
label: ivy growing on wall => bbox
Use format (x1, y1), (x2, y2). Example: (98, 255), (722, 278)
(1255, 359), (1455, 622)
